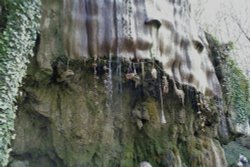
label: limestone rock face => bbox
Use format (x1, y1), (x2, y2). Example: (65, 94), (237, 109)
(9, 0), (229, 167)
(38, 0), (221, 97)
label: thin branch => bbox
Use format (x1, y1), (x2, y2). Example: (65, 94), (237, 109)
(232, 16), (250, 42)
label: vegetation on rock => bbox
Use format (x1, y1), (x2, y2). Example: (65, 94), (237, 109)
(206, 33), (250, 125)
(0, 0), (41, 166)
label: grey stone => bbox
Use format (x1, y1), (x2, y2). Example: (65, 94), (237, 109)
(9, 160), (29, 167)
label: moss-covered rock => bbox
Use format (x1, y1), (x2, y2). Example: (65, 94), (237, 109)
(8, 55), (229, 167)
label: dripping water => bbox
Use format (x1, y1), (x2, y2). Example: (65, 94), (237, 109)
(103, 54), (115, 143)
(115, 57), (123, 102)
(104, 54), (113, 111)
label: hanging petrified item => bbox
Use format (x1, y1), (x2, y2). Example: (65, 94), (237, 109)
(125, 63), (141, 88)
(141, 62), (145, 80)
(162, 76), (169, 94)
(125, 72), (136, 80)
(151, 67), (157, 79)
(196, 92), (201, 114)
(103, 65), (109, 72)
(56, 69), (74, 82)
(173, 80), (185, 105)
(56, 59), (74, 82)
(133, 75), (141, 88)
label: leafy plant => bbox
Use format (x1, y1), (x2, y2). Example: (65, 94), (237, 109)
(0, 0), (41, 166)
(222, 58), (250, 124)
(206, 33), (250, 125)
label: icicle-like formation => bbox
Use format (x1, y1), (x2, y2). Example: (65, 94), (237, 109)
(173, 79), (185, 105)
(159, 82), (167, 124)
(141, 62), (145, 80)
(151, 67), (157, 79)
(162, 76), (169, 94)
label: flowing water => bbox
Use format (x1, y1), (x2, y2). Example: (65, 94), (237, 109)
(104, 54), (113, 111)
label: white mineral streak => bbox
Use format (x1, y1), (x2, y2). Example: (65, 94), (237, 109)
(140, 161), (153, 167)
(176, 154), (183, 167)
(235, 122), (250, 136)
(59, 0), (221, 97)
(210, 139), (227, 167)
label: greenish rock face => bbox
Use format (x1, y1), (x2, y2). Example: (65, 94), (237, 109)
(9, 58), (228, 167)
(7, 0), (237, 167)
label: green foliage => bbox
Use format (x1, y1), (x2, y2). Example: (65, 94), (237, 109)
(222, 58), (250, 124)
(223, 141), (250, 166)
(207, 33), (250, 125)
(0, 0), (41, 166)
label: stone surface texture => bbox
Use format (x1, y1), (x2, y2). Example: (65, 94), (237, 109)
(9, 0), (231, 167)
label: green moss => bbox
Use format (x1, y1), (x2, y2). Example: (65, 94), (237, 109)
(223, 141), (250, 166)
(144, 98), (159, 122)
(86, 94), (98, 113)
(206, 33), (250, 124)
(178, 141), (189, 166)
(223, 58), (250, 123)
(120, 144), (134, 167)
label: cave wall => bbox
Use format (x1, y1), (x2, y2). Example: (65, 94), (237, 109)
(9, 0), (229, 167)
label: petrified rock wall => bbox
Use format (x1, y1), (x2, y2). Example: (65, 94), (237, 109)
(9, 0), (229, 167)
(37, 0), (221, 97)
